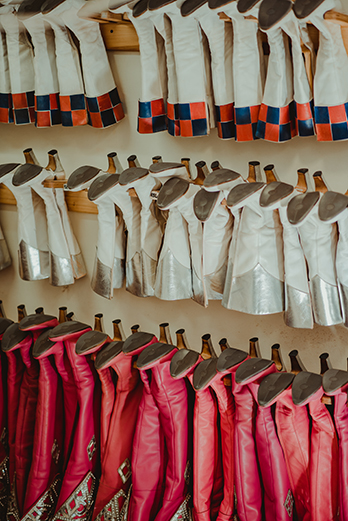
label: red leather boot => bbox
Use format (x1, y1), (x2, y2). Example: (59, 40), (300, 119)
(92, 339), (143, 520)
(48, 320), (101, 521)
(292, 369), (339, 521)
(235, 358), (293, 521)
(137, 342), (189, 521)
(122, 331), (164, 521)
(22, 329), (64, 519)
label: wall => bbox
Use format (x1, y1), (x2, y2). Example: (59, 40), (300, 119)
(1, 50), (348, 372)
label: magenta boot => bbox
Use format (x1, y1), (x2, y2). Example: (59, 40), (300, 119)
(22, 330), (64, 519)
(48, 321), (100, 521)
(92, 340), (143, 520)
(137, 342), (189, 521)
(235, 358), (293, 521)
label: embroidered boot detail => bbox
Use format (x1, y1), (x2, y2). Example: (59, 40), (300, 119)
(52, 472), (97, 521)
(6, 475), (20, 521)
(22, 476), (60, 521)
(0, 456), (9, 519)
(94, 485), (132, 521)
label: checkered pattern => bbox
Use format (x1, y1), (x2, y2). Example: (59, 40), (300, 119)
(215, 103), (235, 139)
(314, 102), (348, 141)
(294, 100), (315, 137)
(87, 87), (125, 129)
(256, 102), (297, 142)
(35, 93), (61, 127)
(167, 102), (180, 137)
(138, 98), (167, 134)
(234, 105), (260, 141)
(178, 101), (208, 137)
(12, 91), (35, 125)
(0, 93), (13, 123)
(60, 93), (87, 127)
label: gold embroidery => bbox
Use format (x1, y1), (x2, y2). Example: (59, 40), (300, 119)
(169, 495), (193, 521)
(6, 475), (20, 521)
(87, 435), (97, 462)
(52, 471), (97, 521)
(22, 476), (60, 521)
(0, 456), (9, 519)
(51, 440), (61, 465)
(94, 485), (131, 521)
(118, 459), (131, 485)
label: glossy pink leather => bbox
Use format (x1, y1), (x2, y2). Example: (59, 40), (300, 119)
(274, 388), (310, 521)
(140, 348), (188, 521)
(0, 330), (9, 518)
(23, 345), (64, 515)
(93, 352), (143, 519)
(96, 366), (115, 464)
(242, 365), (293, 521)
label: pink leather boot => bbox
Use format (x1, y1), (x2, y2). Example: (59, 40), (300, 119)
(22, 329), (64, 519)
(48, 320), (101, 521)
(235, 358), (293, 521)
(122, 331), (163, 521)
(137, 342), (189, 521)
(92, 340), (143, 520)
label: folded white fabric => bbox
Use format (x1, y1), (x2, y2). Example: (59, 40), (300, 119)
(0, 222), (11, 271)
(0, 18), (13, 124)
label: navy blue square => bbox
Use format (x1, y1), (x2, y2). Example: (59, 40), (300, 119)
(8, 109), (13, 123)
(235, 107), (251, 125)
(61, 111), (73, 127)
(252, 122), (259, 139)
(178, 104), (191, 120)
(36, 95), (50, 111)
(220, 121), (235, 139)
(26, 90), (35, 106)
(167, 118), (175, 136)
(86, 96), (99, 113)
(345, 102), (348, 120)
(314, 106), (330, 124)
(279, 123), (292, 142)
(70, 94), (86, 111)
(332, 122), (348, 141)
(215, 105), (221, 122)
(255, 120), (266, 139)
(152, 115), (167, 133)
(0, 93), (10, 109)
(289, 100), (296, 122)
(109, 88), (121, 107)
(51, 109), (61, 126)
(298, 118), (315, 137)
(14, 108), (30, 125)
(101, 108), (116, 127)
(266, 106), (280, 125)
(138, 101), (152, 119)
(174, 104), (180, 120)
(192, 118), (208, 136)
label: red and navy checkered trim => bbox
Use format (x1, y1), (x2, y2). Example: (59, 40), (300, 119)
(60, 94), (88, 127)
(314, 102), (348, 141)
(178, 101), (208, 137)
(167, 102), (180, 137)
(215, 103), (235, 139)
(256, 101), (297, 142)
(138, 98), (167, 134)
(12, 91), (35, 125)
(87, 87), (125, 129)
(35, 93), (61, 127)
(0, 93), (13, 123)
(234, 105), (260, 141)
(294, 100), (315, 137)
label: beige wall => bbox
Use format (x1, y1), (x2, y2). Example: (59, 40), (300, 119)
(1, 51), (348, 372)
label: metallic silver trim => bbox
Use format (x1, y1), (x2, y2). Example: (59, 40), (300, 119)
(139, 250), (156, 297)
(204, 262), (227, 301)
(0, 239), (11, 271)
(22, 476), (60, 521)
(6, 475), (20, 521)
(192, 267), (206, 307)
(339, 282), (348, 328)
(91, 256), (113, 299)
(113, 257), (125, 290)
(18, 240), (49, 281)
(87, 435), (97, 461)
(284, 284), (314, 329)
(310, 275), (343, 326)
(169, 495), (193, 521)
(50, 252), (74, 287)
(71, 252), (87, 280)
(155, 250), (193, 301)
(222, 263), (284, 315)
(126, 252), (143, 297)
(52, 471), (97, 521)
(94, 485), (131, 521)
(118, 458), (131, 484)
(0, 456), (9, 519)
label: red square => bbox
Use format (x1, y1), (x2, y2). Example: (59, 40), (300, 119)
(190, 101), (206, 120)
(113, 104), (125, 122)
(0, 108), (10, 123)
(36, 111), (51, 127)
(89, 112), (103, 128)
(180, 120), (193, 137)
(167, 102), (175, 120)
(174, 121), (180, 136)
(249, 105), (260, 124)
(328, 104), (347, 124)
(264, 123), (280, 142)
(151, 99), (165, 117)
(291, 122), (298, 138)
(12, 92), (28, 109)
(50, 93), (59, 111)
(258, 103), (267, 122)
(97, 93), (112, 112)
(296, 101), (312, 121)
(138, 117), (154, 134)
(72, 110), (88, 126)
(316, 123), (332, 141)
(279, 105), (290, 125)
(60, 96), (71, 112)
(29, 107), (36, 123)
(236, 123), (254, 142)
(219, 103), (234, 122)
